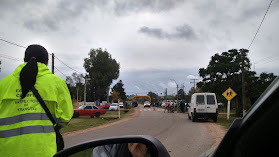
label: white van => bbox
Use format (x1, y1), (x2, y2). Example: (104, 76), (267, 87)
(188, 93), (218, 122)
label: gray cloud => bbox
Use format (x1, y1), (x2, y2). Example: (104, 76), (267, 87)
(139, 24), (197, 40)
(22, 0), (109, 32)
(113, 0), (185, 16)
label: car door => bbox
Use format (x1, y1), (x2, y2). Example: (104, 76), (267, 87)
(206, 94), (217, 113)
(93, 106), (100, 114)
(196, 94), (206, 113)
(84, 106), (93, 116)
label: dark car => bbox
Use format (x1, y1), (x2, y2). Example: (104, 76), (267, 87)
(73, 105), (106, 118)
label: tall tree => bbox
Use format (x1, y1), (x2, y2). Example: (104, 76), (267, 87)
(175, 88), (186, 100)
(84, 48), (120, 101)
(66, 72), (84, 100)
(112, 80), (127, 102)
(147, 92), (158, 103)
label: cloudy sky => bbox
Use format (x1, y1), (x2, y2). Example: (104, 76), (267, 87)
(0, 0), (278, 96)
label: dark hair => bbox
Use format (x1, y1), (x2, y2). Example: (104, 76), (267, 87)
(20, 45), (49, 99)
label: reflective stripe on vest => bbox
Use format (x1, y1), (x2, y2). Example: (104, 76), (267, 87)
(0, 125), (54, 138)
(0, 113), (55, 126)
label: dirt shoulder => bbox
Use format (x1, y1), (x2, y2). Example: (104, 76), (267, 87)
(63, 107), (140, 137)
(205, 122), (227, 148)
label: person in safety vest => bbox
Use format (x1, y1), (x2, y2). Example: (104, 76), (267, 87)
(0, 45), (73, 157)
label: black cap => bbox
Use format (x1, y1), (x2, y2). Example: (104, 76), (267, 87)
(24, 45), (49, 63)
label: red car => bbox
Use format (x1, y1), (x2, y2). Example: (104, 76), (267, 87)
(73, 105), (106, 118)
(99, 103), (111, 109)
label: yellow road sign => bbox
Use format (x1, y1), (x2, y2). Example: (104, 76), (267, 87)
(222, 87), (237, 101)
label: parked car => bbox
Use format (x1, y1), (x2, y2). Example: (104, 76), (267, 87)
(119, 102), (124, 108)
(109, 103), (119, 111)
(188, 93), (218, 122)
(73, 105), (106, 118)
(144, 101), (151, 108)
(99, 103), (111, 109)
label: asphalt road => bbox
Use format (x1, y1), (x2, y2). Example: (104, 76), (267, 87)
(64, 105), (214, 157)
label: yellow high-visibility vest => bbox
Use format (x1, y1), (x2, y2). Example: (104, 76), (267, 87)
(0, 62), (73, 157)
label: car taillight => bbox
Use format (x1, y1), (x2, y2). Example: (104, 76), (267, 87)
(194, 108), (196, 113)
(216, 108), (218, 112)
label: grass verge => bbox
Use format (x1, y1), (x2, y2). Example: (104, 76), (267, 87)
(217, 114), (241, 130)
(60, 108), (135, 134)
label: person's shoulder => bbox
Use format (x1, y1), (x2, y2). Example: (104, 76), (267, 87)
(0, 74), (13, 85)
(51, 74), (66, 84)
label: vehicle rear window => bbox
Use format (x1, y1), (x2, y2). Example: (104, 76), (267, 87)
(207, 95), (216, 105)
(196, 95), (205, 105)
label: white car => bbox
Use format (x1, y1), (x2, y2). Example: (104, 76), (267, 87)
(119, 102), (124, 108)
(109, 103), (119, 111)
(144, 101), (151, 108)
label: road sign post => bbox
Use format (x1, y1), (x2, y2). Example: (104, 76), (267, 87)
(227, 101), (230, 120)
(222, 87), (237, 120)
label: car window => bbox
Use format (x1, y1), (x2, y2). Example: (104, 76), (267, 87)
(207, 95), (215, 105)
(196, 95), (205, 105)
(93, 106), (99, 109)
(84, 106), (92, 109)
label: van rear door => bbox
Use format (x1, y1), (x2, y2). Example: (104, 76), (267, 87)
(206, 94), (217, 113)
(196, 94), (206, 113)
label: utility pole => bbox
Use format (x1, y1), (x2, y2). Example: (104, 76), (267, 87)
(165, 88), (167, 101)
(76, 86), (79, 103)
(0, 60), (1, 72)
(84, 79), (86, 105)
(190, 79), (198, 93)
(170, 79), (178, 104)
(176, 84), (178, 104)
(52, 53), (54, 74)
(241, 49), (247, 116)
(107, 86), (110, 102)
(93, 87), (96, 102)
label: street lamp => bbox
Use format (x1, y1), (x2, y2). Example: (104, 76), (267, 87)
(170, 79), (179, 105)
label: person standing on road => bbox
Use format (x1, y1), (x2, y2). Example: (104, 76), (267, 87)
(180, 101), (185, 113)
(0, 45), (73, 157)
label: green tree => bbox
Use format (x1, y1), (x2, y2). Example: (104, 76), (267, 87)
(197, 49), (251, 116)
(84, 48), (120, 101)
(147, 92), (158, 103)
(66, 72), (84, 100)
(175, 88), (186, 100)
(112, 80), (127, 102)
(197, 49), (276, 116)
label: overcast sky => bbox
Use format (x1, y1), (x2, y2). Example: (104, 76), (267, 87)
(0, 0), (278, 96)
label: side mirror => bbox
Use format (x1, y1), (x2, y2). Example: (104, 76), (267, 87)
(54, 135), (170, 157)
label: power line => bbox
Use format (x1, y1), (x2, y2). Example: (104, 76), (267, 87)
(54, 66), (67, 77)
(254, 53), (279, 63)
(0, 38), (84, 75)
(258, 56), (279, 65)
(0, 53), (22, 61)
(248, 0), (273, 50)
(0, 38), (26, 49)
(54, 56), (84, 74)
